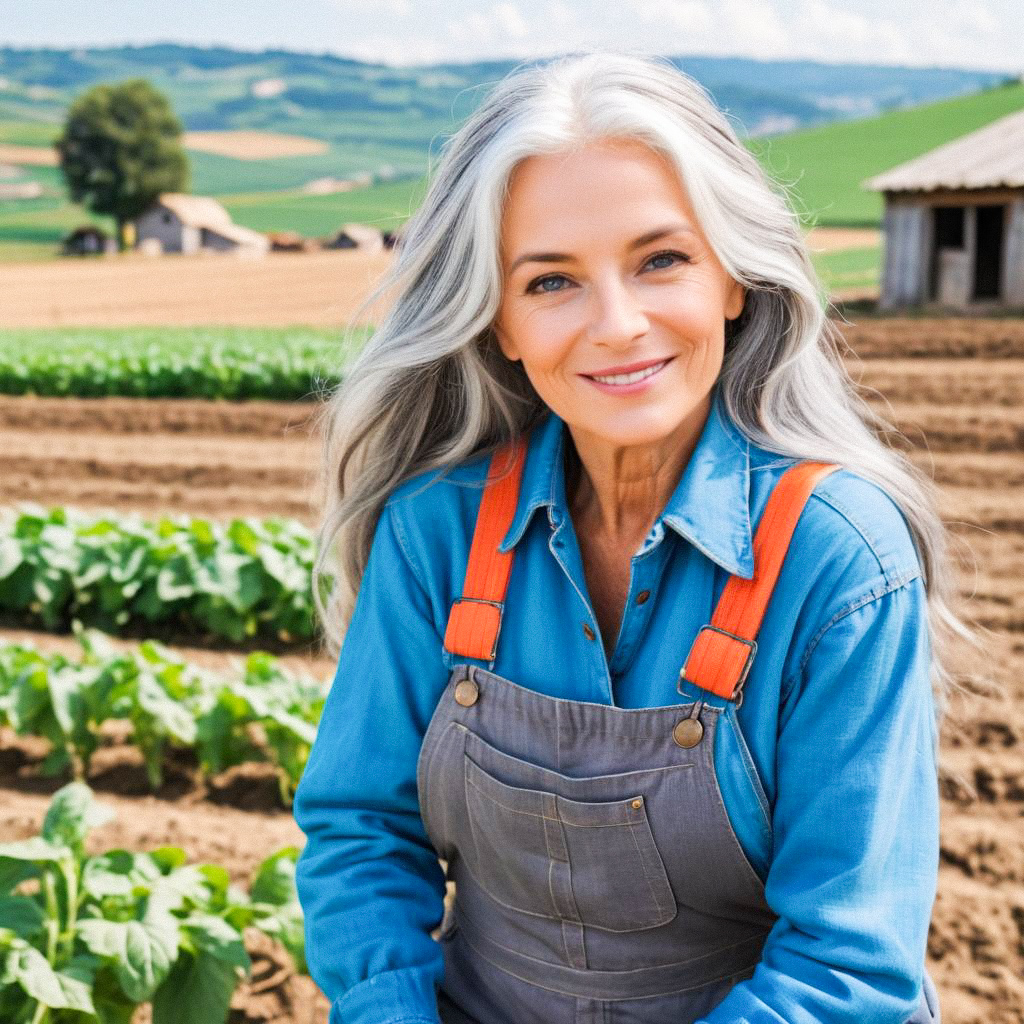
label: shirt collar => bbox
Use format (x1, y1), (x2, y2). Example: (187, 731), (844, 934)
(498, 382), (754, 579)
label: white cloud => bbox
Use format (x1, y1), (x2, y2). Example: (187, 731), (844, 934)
(494, 3), (530, 38)
(629, 0), (714, 31)
(344, 33), (450, 65)
(549, 1), (575, 26)
(324, 0), (412, 14)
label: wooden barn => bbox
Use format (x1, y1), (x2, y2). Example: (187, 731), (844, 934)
(133, 193), (269, 256)
(863, 107), (1024, 311)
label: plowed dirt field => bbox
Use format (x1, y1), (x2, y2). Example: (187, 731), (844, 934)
(2, 315), (1022, 1023)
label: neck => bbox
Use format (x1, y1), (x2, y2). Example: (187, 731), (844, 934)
(566, 396), (711, 549)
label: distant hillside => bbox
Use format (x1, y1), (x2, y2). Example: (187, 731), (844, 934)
(753, 77), (1024, 225)
(0, 43), (1012, 178)
(0, 44), (1020, 260)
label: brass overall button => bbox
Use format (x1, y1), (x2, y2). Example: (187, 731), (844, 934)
(454, 679), (479, 707)
(673, 716), (704, 748)
(630, 798), (643, 809)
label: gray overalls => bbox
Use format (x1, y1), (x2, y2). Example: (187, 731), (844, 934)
(416, 442), (940, 1024)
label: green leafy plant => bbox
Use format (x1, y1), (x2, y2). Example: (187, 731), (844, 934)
(0, 506), (321, 646)
(0, 326), (361, 401)
(0, 783), (305, 1024)
(0, 628), (328, 801)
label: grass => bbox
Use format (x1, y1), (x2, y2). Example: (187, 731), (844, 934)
(750, 80), (1024, 226)
(812, 245), (881, 290)
(218, 177), (427, 235)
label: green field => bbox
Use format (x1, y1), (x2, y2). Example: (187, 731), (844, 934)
(218, 177), (427, 235)
(814, 246), (882, 291)
(1, 78), (1021, 262)
(751, 80), (1024, 226)
(0, 325), (370, 399)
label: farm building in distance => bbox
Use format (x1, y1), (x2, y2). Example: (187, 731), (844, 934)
(133, 193), (269, 256)
(62, 225), (113, 255)
(863, 108), (1024, 310)
(323, 222), (385, 252)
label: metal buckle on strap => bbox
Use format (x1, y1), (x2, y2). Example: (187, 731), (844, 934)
(677, 624), (758, 708)
(447, 597), (505, 663)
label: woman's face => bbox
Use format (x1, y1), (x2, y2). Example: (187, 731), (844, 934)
(493, 137), (745, 450)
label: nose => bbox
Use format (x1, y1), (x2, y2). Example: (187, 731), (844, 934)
(586, 274), (649, 347)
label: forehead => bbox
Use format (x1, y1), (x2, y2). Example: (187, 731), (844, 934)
(500, 138), (698, 247)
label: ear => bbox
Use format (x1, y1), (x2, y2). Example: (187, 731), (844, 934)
(725, 280), (745, 322)
(492, 321), (520, 362)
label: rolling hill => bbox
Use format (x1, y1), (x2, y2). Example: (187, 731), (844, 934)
(0, 44), (1020, 260)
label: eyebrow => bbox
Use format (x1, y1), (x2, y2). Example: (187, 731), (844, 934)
(506, 223), (699, 274)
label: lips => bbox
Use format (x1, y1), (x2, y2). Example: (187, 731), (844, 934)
(582, 357), (672, 378)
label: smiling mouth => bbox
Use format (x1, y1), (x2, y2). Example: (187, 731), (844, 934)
(584, 358), (673, 385)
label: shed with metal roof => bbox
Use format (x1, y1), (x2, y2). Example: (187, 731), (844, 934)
(862, 107), (1024, 310)
(133, 193), (270, 256)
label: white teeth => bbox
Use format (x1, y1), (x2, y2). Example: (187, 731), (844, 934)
(590, 360), (668, 385)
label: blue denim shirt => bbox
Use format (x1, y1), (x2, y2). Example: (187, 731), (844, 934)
(294, 382), (940, 1024)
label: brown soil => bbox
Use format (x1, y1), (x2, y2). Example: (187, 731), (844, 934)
(2, 314), (1024, 1022)
(804, 226), (880, 251)
(181, 131), (330, 160)
(0, 247), (395, 328)
(0, 399), (323, 524)
(0, 142), (58, 166)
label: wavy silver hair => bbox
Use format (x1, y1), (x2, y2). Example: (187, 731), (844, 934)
(313, 48), (991, 724)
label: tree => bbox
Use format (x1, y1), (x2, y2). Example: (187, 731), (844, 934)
(54, 78), (190, 252)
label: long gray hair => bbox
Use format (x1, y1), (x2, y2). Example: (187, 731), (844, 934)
(313, 48), (989, 722)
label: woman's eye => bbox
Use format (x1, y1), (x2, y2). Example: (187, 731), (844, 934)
(524, 252), (687, 295)
(645, 250), (687, 270)
(525, 274), (569, 295)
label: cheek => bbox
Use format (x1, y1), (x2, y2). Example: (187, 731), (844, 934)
(500, 304), (577, 371)
(656, 280), (725, 321)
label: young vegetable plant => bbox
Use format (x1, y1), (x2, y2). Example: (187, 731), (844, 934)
(0, 783), (305, 1024)
(0, 628), (328, 802)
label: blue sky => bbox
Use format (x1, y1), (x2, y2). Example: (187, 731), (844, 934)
(2, 0), (1021, 72)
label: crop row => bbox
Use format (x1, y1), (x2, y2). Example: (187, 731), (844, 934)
(0, 626), (328, 804)
(0, 506), (321, 647)
(0, 327), (365, 401)
(0, 781), (305, 1024)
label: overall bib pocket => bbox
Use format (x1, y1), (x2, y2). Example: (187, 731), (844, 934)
(462, 750), (678, 932)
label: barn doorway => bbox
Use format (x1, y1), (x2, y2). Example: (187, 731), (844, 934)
(973, 204), (1005, 300)
(929, 206), (966, 303)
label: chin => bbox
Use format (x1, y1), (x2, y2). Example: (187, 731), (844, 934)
(576, 407), (689, 447)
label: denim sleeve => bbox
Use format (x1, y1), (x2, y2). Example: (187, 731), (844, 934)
(293, 502), (448, 1024)
(699, 574), (940, 1024)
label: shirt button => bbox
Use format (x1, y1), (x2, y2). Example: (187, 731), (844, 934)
(636, 590), (651, 605)
(582, 623), (596, 641)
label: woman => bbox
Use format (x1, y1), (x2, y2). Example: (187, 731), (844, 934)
(295, 51), (973, 1024)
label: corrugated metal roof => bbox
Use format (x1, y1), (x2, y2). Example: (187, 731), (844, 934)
(862, 107), (1024, 193)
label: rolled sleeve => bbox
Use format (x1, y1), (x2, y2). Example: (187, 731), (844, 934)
(293, 502), (449, 1024)
(700, 574), (940, 1024)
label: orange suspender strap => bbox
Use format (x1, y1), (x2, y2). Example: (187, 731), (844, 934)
(679, 460), (840, 701)
(442, 436), (528, 662)
(444, 441), (840, 690)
